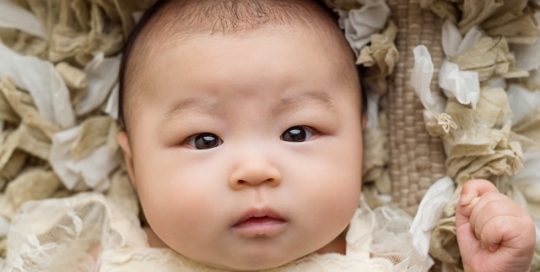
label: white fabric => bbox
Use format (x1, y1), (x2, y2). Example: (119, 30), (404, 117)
(512, 151), (540, 187)
(346, 204), (374, 259)
(104, 83), (120, 120)
(99, 249), (393, 272)
(0, 0), (47, 39)
(512, 12), (540, 71)
(368, 206), (427, 272)
(411, 45), (446, 114)
(439, 61), (480, 109)
(440, 20), (482, 110)
(409, 177), (454, 270)
(49, 127), (119, 192)
(456, 26), (484, 57)
(506, 84), (540, 125)
(0, 214), (9, 238)
(441, 20), (484, 58)
(441, 20), (462, 58)
(0, 43), (75, 128)
(3, 193), (148, 272)
(76, 53), (121, 116)
(366, 90), (380, 129)
(510, 150), (540, 266)
(489, 78), (507, 89)
(2, 193), (434, 272)
(513, 40), (540, 72)
(336, 0), (390, 55)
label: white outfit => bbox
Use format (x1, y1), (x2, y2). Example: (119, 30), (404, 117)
(2, 193), (425, 272)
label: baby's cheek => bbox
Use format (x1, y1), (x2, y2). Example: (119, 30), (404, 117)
(136, 170), (212, 231)
(293, 165), (360, 239)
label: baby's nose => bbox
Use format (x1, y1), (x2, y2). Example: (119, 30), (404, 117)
(228, 159), (282, 190)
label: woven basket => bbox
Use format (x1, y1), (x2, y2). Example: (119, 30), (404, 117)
(386, 0), (447, 215)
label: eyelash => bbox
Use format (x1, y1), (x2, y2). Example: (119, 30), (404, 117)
(181, 125), (321, 147)
(296, 126), (320, 137)
(182, 133), (221, 148)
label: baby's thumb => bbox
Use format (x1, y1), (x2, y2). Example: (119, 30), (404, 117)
(455, 179), (499, 228)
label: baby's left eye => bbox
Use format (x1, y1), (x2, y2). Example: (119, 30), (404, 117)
(280, 126), (314, 142)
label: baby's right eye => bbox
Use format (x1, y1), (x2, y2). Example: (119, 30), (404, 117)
(187, 133), (223, 149)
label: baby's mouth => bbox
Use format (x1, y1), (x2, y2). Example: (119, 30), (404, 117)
(232, 209), (287, 237)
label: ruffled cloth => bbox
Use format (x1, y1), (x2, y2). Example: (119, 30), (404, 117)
(0, 77), (61, 168)
(1, 193), (433, 272)
(409, 39), (540, 271)
(419, 0), (540, 43)
(449, 36), (528, 83)
(2, 0), (153, 65)
(336, 0), (390, 56)
(361, 127), (391, 209)
(357, 20), (399, 95)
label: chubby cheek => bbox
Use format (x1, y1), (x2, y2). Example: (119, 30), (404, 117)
(287, 137), (363, 241)
(132, 148), (230, 251)
(300, 165), (360, 225)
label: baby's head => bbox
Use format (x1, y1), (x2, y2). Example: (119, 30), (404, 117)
(117, 0), (366, 270)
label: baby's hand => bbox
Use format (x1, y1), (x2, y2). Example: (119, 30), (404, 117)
(456, 179), (536, 272)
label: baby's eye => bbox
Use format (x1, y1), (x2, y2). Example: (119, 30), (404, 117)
(188, 133), (223, 149)
(280, 126), (314, 142)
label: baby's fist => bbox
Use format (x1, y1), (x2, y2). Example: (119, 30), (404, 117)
(456, 179), (535, 272)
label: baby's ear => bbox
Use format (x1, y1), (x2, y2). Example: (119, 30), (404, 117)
(117, 131), (137, 189)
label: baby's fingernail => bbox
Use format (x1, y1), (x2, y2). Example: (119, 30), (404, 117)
(470, 197), (480, 206)
(488, 245), (499, 252)
(460, 193), (478, 206)
(480, 242), (486, 250)
(459, 194), (467, 205)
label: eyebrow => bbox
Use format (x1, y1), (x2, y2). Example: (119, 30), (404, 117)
(160, 90), (335, 125)
(160, 98), (221, 125)
(272, 91), (336, 115)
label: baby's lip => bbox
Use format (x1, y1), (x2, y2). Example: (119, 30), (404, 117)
(232, 207), (288, 237)
(233, 208), (286, 226)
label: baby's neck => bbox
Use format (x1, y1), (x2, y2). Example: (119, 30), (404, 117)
(143, 226), (170, 248)
(315, 235), (346, 255)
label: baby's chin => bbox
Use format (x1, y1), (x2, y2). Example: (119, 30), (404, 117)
(184, 236), (346, 271)
(188, 254), (301, 271)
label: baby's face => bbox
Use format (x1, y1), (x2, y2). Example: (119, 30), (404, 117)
(119, 25), (364, 270)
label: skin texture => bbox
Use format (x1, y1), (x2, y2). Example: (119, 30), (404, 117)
(456, 179), (536, 272)
(117, 25), (364, 270)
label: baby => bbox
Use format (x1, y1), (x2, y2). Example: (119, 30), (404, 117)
(113, 0), (536, 271)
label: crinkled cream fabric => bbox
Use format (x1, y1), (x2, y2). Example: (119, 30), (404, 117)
(409, 0), (540, 270)
(3, 0), (154, 65)
(420, 0), (540, 43)
(1, 193), (433, 272)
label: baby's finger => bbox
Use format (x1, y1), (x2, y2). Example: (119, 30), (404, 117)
(480, 216), (513, 252)
(471, 198), (521, 244)
(456, 179), (499, 228)
(468, 192), (513, 238)
(480, 214), (531, 253)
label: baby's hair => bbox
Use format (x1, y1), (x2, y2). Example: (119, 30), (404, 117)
(118, 0), (367, 131)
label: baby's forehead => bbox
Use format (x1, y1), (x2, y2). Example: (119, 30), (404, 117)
(120, 0), (358, 130)
(136, 0), (348, 58)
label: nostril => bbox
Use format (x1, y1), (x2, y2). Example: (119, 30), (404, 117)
(237, 178), (274, 186)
